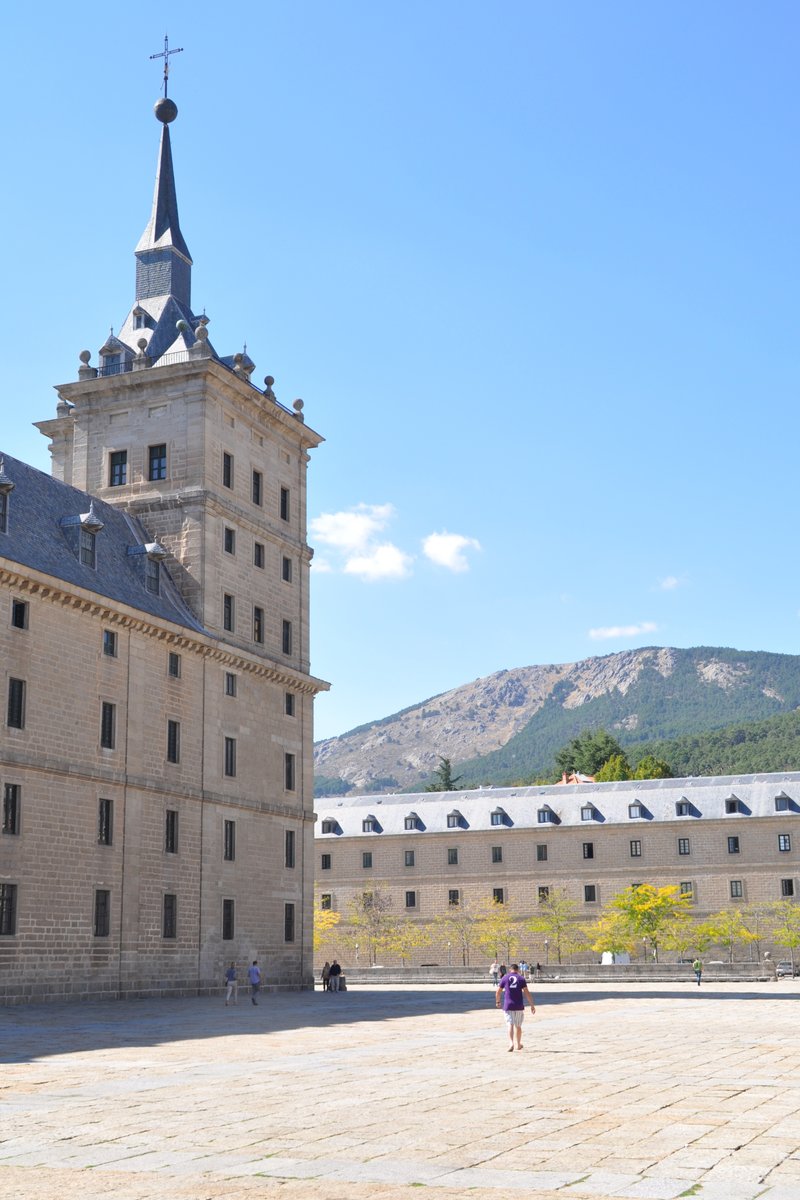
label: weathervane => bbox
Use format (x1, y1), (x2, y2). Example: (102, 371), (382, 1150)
(150, 34), (184, 98)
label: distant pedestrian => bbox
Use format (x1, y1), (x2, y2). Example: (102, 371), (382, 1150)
(321, 961), (331, 991)
(248, 960), (262, 1004)
(692, 958), (703, 986)
(496, 963), (535, 1052)
(535, 962), (542, 979)
(490, 960), (500, 986)
(329, 959), (342, 992)
(498, 963), (507, 981)
(224, 961), (238, 1006)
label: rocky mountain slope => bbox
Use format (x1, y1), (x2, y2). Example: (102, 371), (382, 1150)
(313, 646), (800, 795)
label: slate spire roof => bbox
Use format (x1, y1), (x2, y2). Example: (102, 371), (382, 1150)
(135, 107), (193, 297)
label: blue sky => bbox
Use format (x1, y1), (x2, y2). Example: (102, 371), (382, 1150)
(1, 2), (798, 741)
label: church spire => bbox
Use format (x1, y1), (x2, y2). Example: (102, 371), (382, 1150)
(134, 98), (192, 306)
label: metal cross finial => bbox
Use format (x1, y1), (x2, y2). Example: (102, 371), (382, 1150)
(150, 34), (184, 98)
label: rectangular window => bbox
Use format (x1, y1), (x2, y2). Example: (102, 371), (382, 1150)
(321, 853), (331, 871)
(781, 878), (795, 898)
(7, 678), (25, 729)
(491, 845), (503, 864)
(80, 527), (96, 568)
(94, 889), (110, 937)
(222, 898), (235, 940)
(100, 701), (115, 748)
(405, 850), (415, 867)
(362, 851), (373, 869)
(320, 893), (332, 910)
(285, 692), (295, 717)
(447, 848), (458, 866)
(162, 893), (177, 939)
(3, 784), (20, 836)
(583, 842), (594, 860)
(0, 883), (17, 935)
(490, 812), (504, 827)
(280, 486), (290, 521)
(776, 795), (791, 812)
(584, 884), (597, 903)
(536, 844), (548, 862)
(493, 887), (505, 904)
(630, 840), (642, 858)
(222, 452), (234, 489)
(252, 469), (263, 506)
(725, 798), (739, 814)
(730, 880), (743, 899)
(680, 881), (694, 898)
(254, 541), (265, 568)
(0, 492), (7, 535)
(103, 629), (117, 657)
(678, 837), (691, 856)
(168, 651), (181, 678)
(224, 526), (236, 555)
(628, 803), (643, 819)
(148, 443), (167, 481)
(282, 556), (293, 583)
(282, 620), (293, 655)
(538, 886), (550, 902)
(285, 829), (296, 869)
(165, 809), (179, 854)
(448, 889), (460, 906)
(223, 819), (236, 862)
(284, 902), (295, 942)
(405, 890), (417, 909)
(581, 806), (594, 821)
(11, 599), (28, 630)
(145, 557), (160, 595)
(109, 450), (127, 486)
(224, 737), (237, 778)
(253, 606), (264, 644)
(225, 672), (237, 697)
(728, 836), (740, 854)
(676, 801), (691, 816)
(223, 593), (234, 632)
(779, 834), (792, 853)
(98, 797), (112, 846)
(285, 752), (296, 791)
(447, 814), (460, 828)
(537, 809), (552, 824)
(166, 719), (180, 764)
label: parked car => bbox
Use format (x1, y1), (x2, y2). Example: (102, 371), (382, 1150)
(775, 960), (797, 978)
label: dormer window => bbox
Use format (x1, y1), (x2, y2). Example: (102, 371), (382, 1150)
(133, 306), (146, 331)
(404, 813), (420, 831)
(537, 807), (554, 824)
(80, 527), (96, 568)
(321, 819), (338, 835)
(362, 815), (378, 833)
(490, 808), (508, 827)
(628, 802), (644, 819)
(0, 459), (13, 534)
(725, 795), (740, 815)
(447, 810), (465, 829)
(145, 557), (160, 595)
(676, 799), (691, 817)
(581, 805), (596, 821)
(775, 793), (792, 812)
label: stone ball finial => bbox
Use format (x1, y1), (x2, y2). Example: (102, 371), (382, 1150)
(155, 97), (178, 124)
(293, 398), (305, 422)
(176, 320), (190, 334)
(265, 375), (275, 387)
(195, 324), (208, 342)
(137, 338), (148, 352)
(79, 350), (91, 365)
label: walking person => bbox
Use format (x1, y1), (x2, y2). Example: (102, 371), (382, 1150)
(329, 959), (342, 992)
(224, 961), (238, 1006)
(692, 958), (703, 986)
(489, 960), (500, 987)
(248, 960), (262, 1004)
(321, 961), (331, 991)
(495, 962), (535, 1052)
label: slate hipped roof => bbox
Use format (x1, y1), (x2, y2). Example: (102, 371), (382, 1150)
(0, 451), (208, 636)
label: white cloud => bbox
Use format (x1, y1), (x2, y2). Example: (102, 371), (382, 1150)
(310, 504), (395, 553)
(422, 531), (481, 573)
(588, 621), (658, 641)
(310, 558), (333, 574)
(343, 544), (413, 581)
(659, 575), (681, 591)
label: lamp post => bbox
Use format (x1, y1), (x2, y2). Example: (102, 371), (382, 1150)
(355, 943), (359, 963)
(544, 939), (549, 965)
(447, 941), (451, 967)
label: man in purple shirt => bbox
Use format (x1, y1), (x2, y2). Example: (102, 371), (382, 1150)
(495, 963), (536, 1052)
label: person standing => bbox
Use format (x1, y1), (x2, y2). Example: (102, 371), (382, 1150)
(329, 959), (342, 992)
(489, 960), (500, 987)
(692, 958), (703, 986)
(321, 961), (331, 991)
(248, 960), (262, 1004)
(495, 962), (535, 1052)
(224, 961), (238, 1006)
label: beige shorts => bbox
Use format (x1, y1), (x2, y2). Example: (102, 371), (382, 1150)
(504, 1009), (525, 1026)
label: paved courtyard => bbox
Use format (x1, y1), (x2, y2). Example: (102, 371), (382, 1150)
(1, 980), (800, 1200)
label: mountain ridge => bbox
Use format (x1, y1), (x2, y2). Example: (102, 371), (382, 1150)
(313, 646), (800, 795)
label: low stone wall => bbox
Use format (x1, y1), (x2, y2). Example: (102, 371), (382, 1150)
(330, 962), (774, 987)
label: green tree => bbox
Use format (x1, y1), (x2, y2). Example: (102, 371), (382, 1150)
(554, 729), (626, 778)
(475, 897), (523, 964)
(425, 756), (462, 792)
(741, 902), (779, 962)
(589, 910), (638, 958)
(594, 753), (632, 782)
(632, 755), (672, 780)
(381, 918), (432, 966)
(771, 900), (800, 968)
(346, 885), (397, 966)
(433, 897), (483, 965)
(697, 908), (757, 963)
(608, 884), (692, 962)
(313, 903), (341, 954)
(527, 887), (588, 964)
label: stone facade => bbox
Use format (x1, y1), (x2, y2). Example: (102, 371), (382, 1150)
(314, 775), (800, 964)
(0, 91), (326, 1004)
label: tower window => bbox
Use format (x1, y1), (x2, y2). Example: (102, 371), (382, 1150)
(285, 692), (295, 717)
(109, 450), (128, 487)
(222, 452), (234, 489)
(282, 556), (293, 583)
(282, 620), (293, 655)
(165, 809), (179, 854)
(285, 752), (296, 791)
(168, 652), (181, 678)
(252, 470), (263, 506)
(103, 629), (117, 657)
(224, 819), (236, 861)
(3, 785), (20, 836)
(222, 899), (235, 940)
(98, 797), (113, 846)
(162, 893), (177, 939)
(11, 599), (28, 630)
(224, 527), (236, 555)
(100, 701), (115, 748)
(280, 487), (290, 521)
(94, 889), (110, 937)
(148, 444), (167, 481)
(284, 902), (295, 943)
(254, 541), (265, 568)
(223, 593), (235, 632)
(285, 829), (296, 869)
(224, 737), (237, 777)
(166, 720), (180, 764)
(253, 606), (264, 644)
